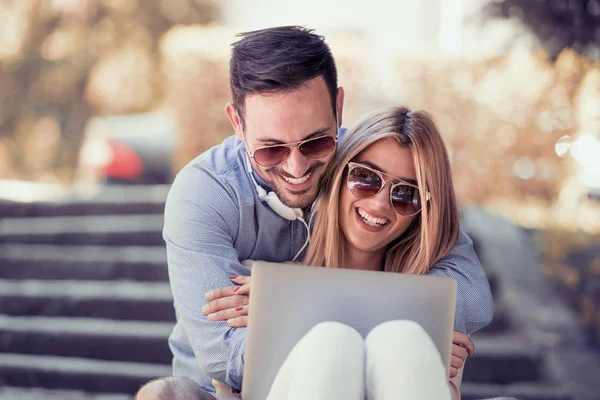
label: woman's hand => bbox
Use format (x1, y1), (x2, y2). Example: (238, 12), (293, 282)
(450, 331), (475, 378)
(202, 275), (251, 327)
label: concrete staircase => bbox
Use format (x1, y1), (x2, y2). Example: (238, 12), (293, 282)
(0, 187), (592, 399)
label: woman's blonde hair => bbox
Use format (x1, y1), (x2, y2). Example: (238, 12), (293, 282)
(304, 106), (459, 275)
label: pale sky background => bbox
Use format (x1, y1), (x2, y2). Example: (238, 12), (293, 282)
(219, 0), (531, 56)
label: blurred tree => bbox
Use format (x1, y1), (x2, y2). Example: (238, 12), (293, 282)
(0, 0), (217, 182)
(483, 0), (600, 59)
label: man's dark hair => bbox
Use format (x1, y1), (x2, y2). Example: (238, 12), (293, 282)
(230, 25), (338, 118)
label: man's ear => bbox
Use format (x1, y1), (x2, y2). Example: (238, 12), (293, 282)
(335, 87), (345, 128)
(225, 102), (243, 141)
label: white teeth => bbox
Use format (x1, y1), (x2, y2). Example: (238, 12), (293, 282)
(283, 173), (311, 185)
(357, 208), (388, 227)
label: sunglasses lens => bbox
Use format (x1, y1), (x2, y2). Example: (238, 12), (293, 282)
(347, 166), (382, 198)
(299, 136), (336, 159)
(253, 146), (291, 167)
(391, 185), (420, 216)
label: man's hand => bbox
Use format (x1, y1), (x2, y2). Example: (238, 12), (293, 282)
(212, 379), (242, 399)
(450, 331), (475, 378)
(202, 275), (251, 327)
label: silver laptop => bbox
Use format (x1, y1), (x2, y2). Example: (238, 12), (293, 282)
(241, 261), (457, 400)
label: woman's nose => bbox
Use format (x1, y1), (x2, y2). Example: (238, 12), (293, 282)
(369, 183), (393, 210)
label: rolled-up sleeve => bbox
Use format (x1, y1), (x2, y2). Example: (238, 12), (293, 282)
(428, 230), (494, 334)
(164, 164), (249, 390)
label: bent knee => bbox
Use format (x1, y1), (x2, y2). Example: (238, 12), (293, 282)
(305, 321), (363, 345)
(291, 322), (365, 383)
(366, 320), (429, 344)
(295, 321), (364, 358)
(366, 320), (444, 373)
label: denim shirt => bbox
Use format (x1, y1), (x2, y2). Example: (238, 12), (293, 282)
(163, 133), (494, 394)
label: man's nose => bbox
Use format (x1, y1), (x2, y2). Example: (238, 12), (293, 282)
(283, 147), (311, 177)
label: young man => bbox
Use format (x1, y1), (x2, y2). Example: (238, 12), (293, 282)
(156, 26), (493, 398)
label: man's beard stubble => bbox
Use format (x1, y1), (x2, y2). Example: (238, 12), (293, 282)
(265, 161), (326, 209)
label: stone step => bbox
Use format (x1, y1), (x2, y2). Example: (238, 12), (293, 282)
(0, 309), (538, 385)
(0, 279), (175, 321)
(0, 353), (170, 394)
(0, 199), (166, 218)
(0, 315), (172, 364)
(0, 242), (500, 298)
(0, 184), (169, 218)
(0, 245), (167, 281)
(0, 383), (573, 400)
(461, 207), (600, 398)
(0, 387), (130, 400)
(0, 361), (572, 400)
(464, 333), (543, 384)
(461, 382), (571, 400)
(0, 274), (510, 332)
(0, 215), (164, 246)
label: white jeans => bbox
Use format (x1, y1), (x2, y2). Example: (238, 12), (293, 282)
(265, 320), (452, 400)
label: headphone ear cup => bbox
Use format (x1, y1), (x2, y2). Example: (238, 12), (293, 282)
(248, 167), (302, 220)
(255, 185), (268, 199)
(264, 192), (302, 221)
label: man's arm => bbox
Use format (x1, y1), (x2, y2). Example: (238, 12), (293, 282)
(164, 164), (248, 390)
(427, 229), (494, 334)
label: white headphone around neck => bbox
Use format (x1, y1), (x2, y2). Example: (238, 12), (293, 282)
(238, 106), (339, 260)
(247, 166), (303, 221)
(245, 155), (307, 261)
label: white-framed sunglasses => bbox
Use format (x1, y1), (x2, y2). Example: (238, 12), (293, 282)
(346, 162), (430, 216)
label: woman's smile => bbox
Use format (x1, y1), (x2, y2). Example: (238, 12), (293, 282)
(355, 207), (390, 231)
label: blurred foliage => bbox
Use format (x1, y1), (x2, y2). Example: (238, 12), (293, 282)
(477, 0), (600, 343)
(399, 49), (600, 234)
(483, 0), (600, 59)
(3, 0), (600, 234)
(166, 31), (600, 234)
(160, 27), (232, 173)
(0, 0), (217, 183)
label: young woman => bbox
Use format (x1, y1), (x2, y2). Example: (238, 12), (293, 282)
(205, 106), (481, 399)
(305, 105), (458, 275)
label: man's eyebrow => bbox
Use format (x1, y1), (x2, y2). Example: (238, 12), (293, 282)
(256, 127), (332, 144)
(360, 160), (418, 185)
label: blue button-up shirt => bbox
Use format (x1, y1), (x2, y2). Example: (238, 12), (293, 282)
(163, 134), (493, 394)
